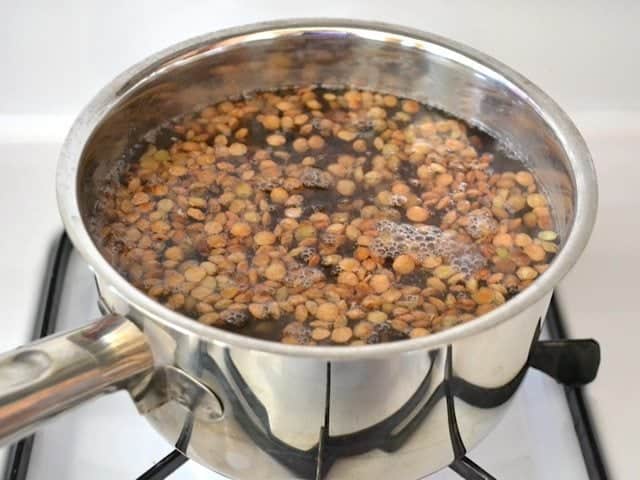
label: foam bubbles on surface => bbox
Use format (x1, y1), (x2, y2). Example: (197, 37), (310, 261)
(221, 309), (249, 328)
(300, 168), (333, 189)
(283, 322), (311, 343)
(298, 247), (316, 264)
(464, 208), (498, 240)
(255, 177), (282, 192)
(286, 266), (326, 289)
(370, 220), (486, 276)
(390, 194), (408, 207)
(450, 249), (486, 277)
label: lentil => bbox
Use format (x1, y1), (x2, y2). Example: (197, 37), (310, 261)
(254, 231), (277, 246)
(184, 267), (206, 283)
(336, 179), (357, 196)
(523, 243), (546, 262)
(265, 261), (287, 281)
(316, 303), (339, 322)
(331, 327), (353, 343)
(230, 222), (252, 238)
(368, 311), (388, 324)
(406, 206), (429, 222)
(393, 255), (416, 275)
(312, 328), (331, 341)
(229, 143), (248, 156)
(370, 274), (391, 293)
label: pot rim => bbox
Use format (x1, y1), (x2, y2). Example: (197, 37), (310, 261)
(56, 18), (598, 360)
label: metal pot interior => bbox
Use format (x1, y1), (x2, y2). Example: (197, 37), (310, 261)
(78, 24), (577, 245)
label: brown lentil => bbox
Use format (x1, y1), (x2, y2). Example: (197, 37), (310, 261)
(406, 206), (429, 222)
(254, 231), (277, 246)
(265, 261), (287, 281)
(270, 187), (289, 204)
(523, 243), (546, 262)
(266, 134), (286, 147)
(368, 311), (388, 324)
(312, 328), (331, 341)
(331, 327), (353, 343)
(336, 179), (357, 196)
(230, 222), (252, 238)
(184, 267), (206, 283)
(410, 328), (430, 338)
(370, 274), (391, 294)
(229, 143), (248, 156)
(316, 303), (339, 322)
(515, 171), (534, 187)
(393, 255), (416, 275)
(517, 266), (538, 280)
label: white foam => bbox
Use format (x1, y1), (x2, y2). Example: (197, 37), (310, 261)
(370, 220), (486, 276)
(465, 209), (498, 239)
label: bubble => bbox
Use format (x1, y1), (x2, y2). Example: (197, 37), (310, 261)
(371, 220), (486, 277)
(283, 322), (312, 343)
(330, 264), (343, 276)
(300, 168), (333, 189)
(464, 209), (498, 239)
(321, 231), (340, 245)
(367, 323), (407, 343)
(379, 207), (402, 222)
(376, 219), (395, 233)
(390, 194), (407, 207)
(404, 294), (421, 306)
(451, 249), (486, 276)
(286, 266), (326, 289)
(255, 176), (282, 192)
(221, 309), (249, 328)
(298, 247), (316, 264)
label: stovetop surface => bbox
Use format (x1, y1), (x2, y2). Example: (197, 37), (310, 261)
(3, 236), (603, 480)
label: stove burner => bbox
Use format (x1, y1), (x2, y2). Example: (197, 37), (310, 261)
(3, 234), (607, 480)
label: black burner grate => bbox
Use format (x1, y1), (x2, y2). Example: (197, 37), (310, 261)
(3, 233), (608, 480)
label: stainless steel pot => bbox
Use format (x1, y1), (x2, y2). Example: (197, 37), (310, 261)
(0, 19), (597, 479)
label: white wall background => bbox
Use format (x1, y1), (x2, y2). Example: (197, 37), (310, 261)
(1, 0), (639, 120)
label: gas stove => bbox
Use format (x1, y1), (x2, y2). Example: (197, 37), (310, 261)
(3, 234), (606, 480)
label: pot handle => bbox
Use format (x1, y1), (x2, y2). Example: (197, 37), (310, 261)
(0, 314), (153, 447)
